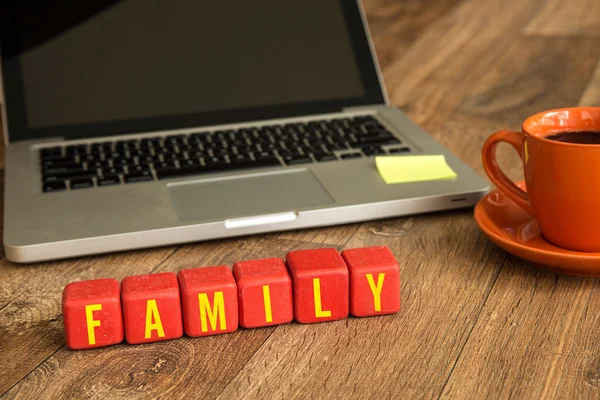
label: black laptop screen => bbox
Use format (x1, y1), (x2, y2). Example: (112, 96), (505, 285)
(1, 0), (385, 142)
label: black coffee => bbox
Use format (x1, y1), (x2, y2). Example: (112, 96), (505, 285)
(545, 131), (600, 144)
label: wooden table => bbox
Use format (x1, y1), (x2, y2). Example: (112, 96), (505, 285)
(2, 0), (600, 398)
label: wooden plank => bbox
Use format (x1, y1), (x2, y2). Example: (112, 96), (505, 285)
(362, 0), (464, 70)
(440, 262), (600, 399)
(451, 35), (600, 182)
(580, 61), (600, 106)
(216, 213), (506, 398)
(460, 36), (600, 128)
(2, 237), (336, 398)
(524, 0), (600, 37)
(276, 224), (360, 246)
(380, 0), (546, 135)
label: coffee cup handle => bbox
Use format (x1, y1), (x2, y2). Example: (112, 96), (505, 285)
(482, 130), (533, 215)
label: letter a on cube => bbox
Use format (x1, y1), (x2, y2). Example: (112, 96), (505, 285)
(62, 278), (124, 350)
(233, 258), (293, 328)
(121, 272), (183, 344)
(286, 248), (349, 323)
(178, 266), (238, 337)
(342, 246), (400, 317)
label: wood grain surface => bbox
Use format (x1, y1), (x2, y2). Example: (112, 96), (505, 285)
(2, 0), (600, 398)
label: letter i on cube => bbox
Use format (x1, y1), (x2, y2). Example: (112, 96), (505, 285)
(178, 266), (238, 337)
(342, 246), (400, 317)
(286, 248), (349, 323)
(62, 278), (124, 350)
(121, 272), (183, 344)
(233, 258), (293, 328)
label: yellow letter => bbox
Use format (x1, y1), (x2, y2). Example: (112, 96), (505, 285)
(85, 304), (102, 345)
(366, 273), (385, 312)
(199, 292), (226, 332)
(145, 299), (165, 339)
(262, 285), (273, 323)
(313, 278), (331, 318)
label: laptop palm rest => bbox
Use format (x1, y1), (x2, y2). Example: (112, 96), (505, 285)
(167, 169), (335, 223)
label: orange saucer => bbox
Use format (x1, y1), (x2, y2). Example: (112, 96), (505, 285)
(474, 181), (600, 277)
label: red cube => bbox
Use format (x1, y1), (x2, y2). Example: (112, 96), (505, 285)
(286, 248), (349, 323)
(121, 272), (183, 345)
(342, 246), (401, 317)
(62, 278), (124, 350)
(178, 266), (238, 337)
(232, 258), (293, 328)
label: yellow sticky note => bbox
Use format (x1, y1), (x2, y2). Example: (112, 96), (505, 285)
(375, 155), (457, 184)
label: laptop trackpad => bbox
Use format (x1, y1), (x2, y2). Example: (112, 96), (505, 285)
(168, 169), (335, 222)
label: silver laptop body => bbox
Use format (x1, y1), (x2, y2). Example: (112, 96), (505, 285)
(0, 0), (489, 263)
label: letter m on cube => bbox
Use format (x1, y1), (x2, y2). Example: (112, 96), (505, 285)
(178, 266), (239, 337)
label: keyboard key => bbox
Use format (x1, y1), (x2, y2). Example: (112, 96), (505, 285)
(40, 147), (63, 158)
(205, 155), (229, 168)
(107, 151), (124, 159)
(189, 132), (210, 141)
(115, 139), (138, 151)
(341, 153), (362, 160)
(211, 147), (230, 157)
(43, 169), (97, 182)
(124, 170), (154, 183)
(81, 154), (106, 164)
(42, 162), (83, 174)
(162, 152), (182, 161)
(65, 144), (88, 155)
(361, 119), (384, 128)
(156, 165), (206, 180)
(179, 159), (202, 167)
(362, 146), (387, 156)
(40, 153), (70, 162)
(98, 174), (121, 186)
(135, 155), (159, 164)
(388, 147), (411, 154)
(355, 134), (401, 147)
(91, 143), (113, 153)
(282, 153), (312, 166)
(326, 142), (348, 151)
(140, 138), (161, 148)
(101, 166), (125, 175)
(254, 150), (273, 159)
(312, 152), (337, 162)
(252, 157), (281, 168)
(230, 153), (252, 163)
(70, 178), (94, 189)
(87, 160), (111, 169)
(43, 180), (67, 193)
(112, 158), (130, 166)
(41, 156), (78, 168)
(128, 164), (151, 174)
(154, 161), (177, 170)
(233, 145), (254, 154)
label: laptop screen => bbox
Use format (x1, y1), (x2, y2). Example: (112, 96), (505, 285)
(1, 0), (385, 142)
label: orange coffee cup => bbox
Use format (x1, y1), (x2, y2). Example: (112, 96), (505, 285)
(482, 107), (600, 252)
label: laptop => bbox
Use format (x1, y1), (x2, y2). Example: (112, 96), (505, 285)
(0, 0), (489, 263)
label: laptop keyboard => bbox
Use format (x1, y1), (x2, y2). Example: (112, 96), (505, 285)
(39, 115), (410, 193)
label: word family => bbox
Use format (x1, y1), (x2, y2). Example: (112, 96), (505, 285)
(62, 246), (401, 350)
